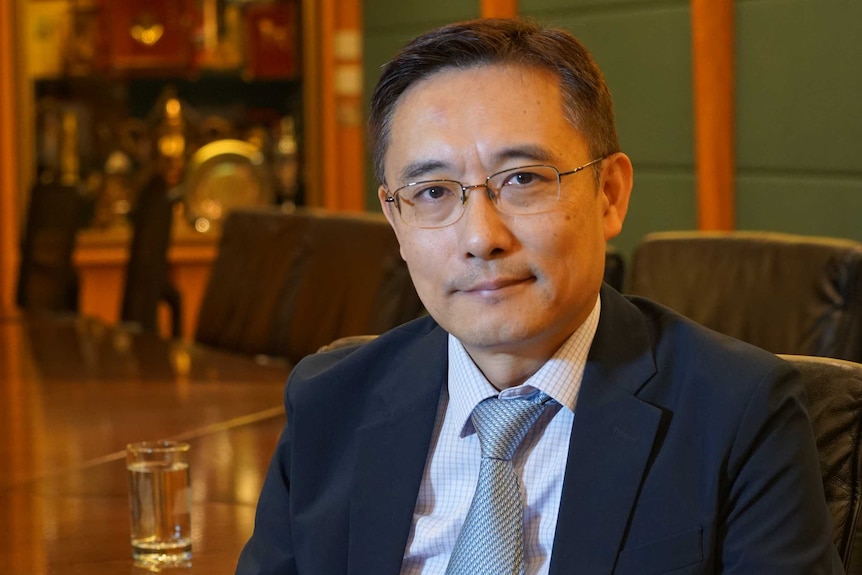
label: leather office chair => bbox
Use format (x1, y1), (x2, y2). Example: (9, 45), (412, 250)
(780, 354), (862, 573)
(317, 334), (379, 353)
(195, 208), (425, 365)
(628, 231), (862, 361)
(120, 174), (183, 336)
(16, 182), (89, 313)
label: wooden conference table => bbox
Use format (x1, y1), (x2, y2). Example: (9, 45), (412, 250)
(0, 314), (292, 574)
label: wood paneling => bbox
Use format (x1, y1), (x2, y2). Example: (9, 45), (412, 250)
(334, 0), (365, 211)
(0, 0), (21, 319)
(691, 0), (735, 230)
(306, 0), (365, 211)
(481, 0), (518, 18)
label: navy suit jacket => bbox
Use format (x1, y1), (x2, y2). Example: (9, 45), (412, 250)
(237, 285), (843, 574)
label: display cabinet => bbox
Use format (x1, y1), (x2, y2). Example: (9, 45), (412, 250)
(2, 0), (367, 323)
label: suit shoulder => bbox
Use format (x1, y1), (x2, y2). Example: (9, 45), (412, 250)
(286, 315), (444, 401)
(623, 294), (797, 403)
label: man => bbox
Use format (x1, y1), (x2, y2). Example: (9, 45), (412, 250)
(237, 18), (842, 574)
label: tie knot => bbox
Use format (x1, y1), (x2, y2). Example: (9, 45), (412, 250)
(471, 392), (550, 461)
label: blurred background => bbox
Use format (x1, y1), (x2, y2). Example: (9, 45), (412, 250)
(1, 0), (861, 335)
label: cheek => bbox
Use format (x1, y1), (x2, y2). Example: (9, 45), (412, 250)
(393, 223), (430, 260)
(399, 233), (447, 280)
(536, 212), (604, 279)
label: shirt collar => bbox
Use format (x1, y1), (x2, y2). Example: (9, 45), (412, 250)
(447, 295), (601, 436)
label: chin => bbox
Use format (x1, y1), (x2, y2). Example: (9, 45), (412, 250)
(446, 319), (538, 351)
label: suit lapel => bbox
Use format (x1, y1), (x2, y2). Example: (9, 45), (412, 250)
(549, 286), (664, 575)
(342, 287), (664, 575)
(347, 325), (448, 575)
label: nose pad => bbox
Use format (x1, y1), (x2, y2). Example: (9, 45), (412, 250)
(459, 183), (507, 228)
(461, 184), (497, 206)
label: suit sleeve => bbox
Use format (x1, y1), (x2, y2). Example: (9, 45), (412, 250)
(720, 361), (845, 574)
(235, 385), (298, 575)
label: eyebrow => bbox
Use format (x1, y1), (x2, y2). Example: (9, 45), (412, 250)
(396, 144), (560, 184)
(399, 160), (451, 184)
(494, 144), (557, 166)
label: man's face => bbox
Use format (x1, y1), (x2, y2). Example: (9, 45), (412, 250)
(379, 64), (630, 365)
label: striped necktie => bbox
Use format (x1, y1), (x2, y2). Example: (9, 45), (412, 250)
(445, 392), (551, 575)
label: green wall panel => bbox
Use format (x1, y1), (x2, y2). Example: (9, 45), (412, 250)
(525, 0), (687, 13)
(522, 6), (694, 167)
(737, 175), (862, 241)
(364, 0), (477, 31)
(614, 170), (697, 261)
(522, 1), (695, 261)
(357, 0), (859, 304)
(363, 28), (431, 90)
(736, 0), (862, 174)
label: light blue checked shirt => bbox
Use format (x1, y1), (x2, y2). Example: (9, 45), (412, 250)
(400, 297), (601, 575)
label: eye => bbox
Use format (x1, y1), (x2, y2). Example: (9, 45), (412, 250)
(507, 171), (536, 186)
(404, 182), (457, 204)
(422, 185), (450, 200)
(501, 168), (550, 188)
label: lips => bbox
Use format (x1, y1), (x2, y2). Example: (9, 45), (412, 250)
(458, 276), (534, 293)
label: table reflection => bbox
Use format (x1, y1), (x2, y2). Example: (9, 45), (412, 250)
(0, 314), (290, 574)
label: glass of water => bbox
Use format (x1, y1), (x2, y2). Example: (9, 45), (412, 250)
(126, 440), (192, 570)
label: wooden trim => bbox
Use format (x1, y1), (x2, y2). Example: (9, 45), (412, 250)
(333, 0), (364, 211)
(691, 0), (735, 230)
(0, 0), (21, 318)
(318, 0), (339, 209)
(302, 0), (323, 207)
(306, 0), (365, 211)
(481, 0), (518, 18)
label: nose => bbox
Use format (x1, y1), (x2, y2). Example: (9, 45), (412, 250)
(457, 183), (514, 260)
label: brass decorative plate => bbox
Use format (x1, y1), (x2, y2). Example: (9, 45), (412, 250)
(182, 139), (273, 232)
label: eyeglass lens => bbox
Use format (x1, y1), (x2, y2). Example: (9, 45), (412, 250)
(396, 165), (561, 228)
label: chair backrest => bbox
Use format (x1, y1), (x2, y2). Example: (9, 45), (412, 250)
(194, 208), (425, 364)
(780, 354), (862, 573)
(628, 231), (862, 361)
(317, 334), (379, 353)
(120, 174), (182, 335)
(16, 182), (87, 313)
(603, 244), (625, 292)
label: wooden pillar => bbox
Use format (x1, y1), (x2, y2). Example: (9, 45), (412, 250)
(333, 0), (364, 211)
(691, 0), (735, 230)
(0, 0), (21, 318)
(301, 0), (323, 207)
(305, 0), (364, 211)
(481, 0), (517, 18)
(318, 0), (338, 208)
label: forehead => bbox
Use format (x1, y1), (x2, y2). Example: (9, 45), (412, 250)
(385, 64), (585, 179)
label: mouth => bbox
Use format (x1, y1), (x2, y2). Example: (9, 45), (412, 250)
(457, 276), (535, 295)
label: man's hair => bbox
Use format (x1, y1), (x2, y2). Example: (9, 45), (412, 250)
(368, 18), (620, 184)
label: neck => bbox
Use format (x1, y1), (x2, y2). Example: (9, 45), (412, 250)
(464, 333), (572, 390)
(460, 294), (600, 390)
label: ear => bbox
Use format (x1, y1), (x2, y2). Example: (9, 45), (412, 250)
(599, 152), (633, 240)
